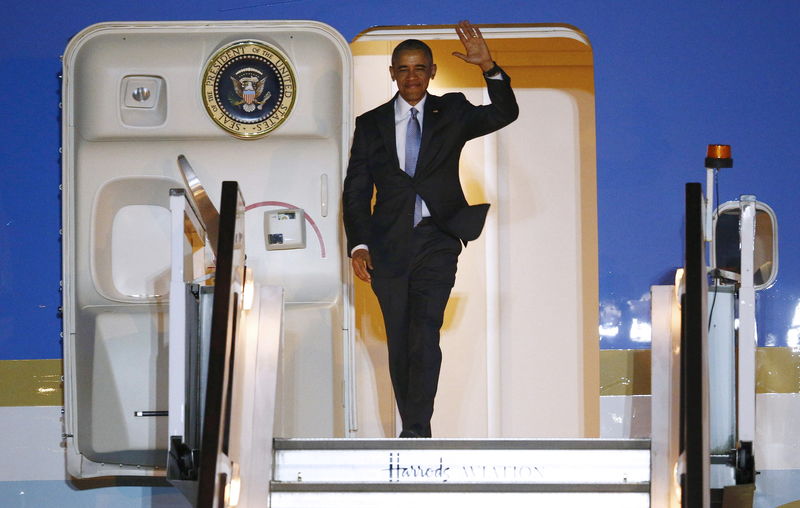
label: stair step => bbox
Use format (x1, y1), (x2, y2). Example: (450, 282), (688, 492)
(269, 482), (650, 508)
(274, 437), (651, 450)
(273, 438), (650, 485)
(271, 482), (650, 493)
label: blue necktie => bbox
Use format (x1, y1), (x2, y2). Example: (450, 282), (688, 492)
(405, 107), (423, 226)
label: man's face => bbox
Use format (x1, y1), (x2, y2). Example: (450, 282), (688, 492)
(389, 49), (436, 106)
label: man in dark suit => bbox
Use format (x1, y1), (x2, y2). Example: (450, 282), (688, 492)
(343, 20), (518, 438)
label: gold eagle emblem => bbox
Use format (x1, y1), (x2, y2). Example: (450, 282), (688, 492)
(230, 72), (271, 113)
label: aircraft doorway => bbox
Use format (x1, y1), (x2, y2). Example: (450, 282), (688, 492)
(349, 25), (599, 439)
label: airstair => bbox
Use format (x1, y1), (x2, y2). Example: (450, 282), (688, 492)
(57, 166), (753, 508)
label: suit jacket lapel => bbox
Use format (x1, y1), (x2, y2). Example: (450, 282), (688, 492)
(416, 94), (441, 175)
(376, 96), (400, 171)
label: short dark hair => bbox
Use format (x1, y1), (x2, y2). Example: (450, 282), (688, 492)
(391, 39), (433, 66)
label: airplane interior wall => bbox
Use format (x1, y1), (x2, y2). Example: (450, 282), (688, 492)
(2, 1), (800, 507)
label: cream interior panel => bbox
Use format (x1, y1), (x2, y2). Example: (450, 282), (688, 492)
(88, 310), (168, 456)
(499, 89), (585, 437)
(62, 21), (351, 477)
(71, 140), (343, 308)
(71, 26), (346, 140)
(110, 205), (170, 297)
(276, 302), (343, 438)
(90, 176), (179, 303)
(73, 305), (168, 466)
(433, 86), (489, 438)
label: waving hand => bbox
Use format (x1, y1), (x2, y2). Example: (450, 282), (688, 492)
(452, 20), (494, 72)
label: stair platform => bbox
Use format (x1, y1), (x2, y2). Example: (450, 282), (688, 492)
(270, 438), (651, 507)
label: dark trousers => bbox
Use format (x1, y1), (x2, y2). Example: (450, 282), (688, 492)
(371, 219), (462, 437)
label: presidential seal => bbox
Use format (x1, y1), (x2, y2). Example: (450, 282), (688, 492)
(202, 40), (296, 138)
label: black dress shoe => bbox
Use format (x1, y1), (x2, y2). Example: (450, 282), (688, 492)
(399, 429), (422, 438)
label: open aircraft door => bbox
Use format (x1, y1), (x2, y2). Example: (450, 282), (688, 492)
(60, 21), (353, 503)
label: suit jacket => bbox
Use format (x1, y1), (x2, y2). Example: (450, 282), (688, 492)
(343, 67), (519, 277)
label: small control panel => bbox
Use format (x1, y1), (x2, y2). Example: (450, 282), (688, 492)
(264, 208), (306, 251)
(119, 75), (167, 127)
